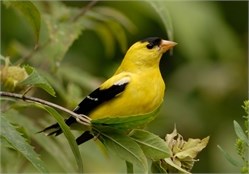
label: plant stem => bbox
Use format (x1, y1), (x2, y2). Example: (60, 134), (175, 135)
(72, 0), (98, 22)
(0, 91), (91, 126)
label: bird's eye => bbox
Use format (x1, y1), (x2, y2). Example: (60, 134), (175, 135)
(146, 44), (154, 49)
(141, 37), (162, 50)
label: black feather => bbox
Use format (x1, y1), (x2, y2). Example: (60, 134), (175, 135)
(140, 37), (162, 49)
(75, 83), (128, 115)
(39, 81), (129, 143)
(76, 131), (94, 145)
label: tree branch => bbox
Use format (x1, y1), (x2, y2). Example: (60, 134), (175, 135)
(0, 91), (91, 126)
(72, 0), (98, 22)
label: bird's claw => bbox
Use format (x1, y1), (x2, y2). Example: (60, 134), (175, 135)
(76, 115), (91, 126)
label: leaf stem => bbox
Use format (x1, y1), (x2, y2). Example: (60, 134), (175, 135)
(0, 91), (91, 126)
(15, 39), (50, 65)
(72, 0), (98, 22)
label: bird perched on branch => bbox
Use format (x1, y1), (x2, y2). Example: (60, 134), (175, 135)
(40, 37), (177, 145)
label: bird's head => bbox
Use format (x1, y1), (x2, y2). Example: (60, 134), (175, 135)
(121, 37), (177, 71)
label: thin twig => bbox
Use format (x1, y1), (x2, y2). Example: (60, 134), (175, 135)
(22, 86), (33, 96)
(15, 44), (39, 65)
(15, 39), (51, 65)
(72, 0), (98, 22)
(0, 91), (91, 126)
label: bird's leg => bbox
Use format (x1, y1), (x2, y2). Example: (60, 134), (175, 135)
(76, 114), (92, 125)
(93, 132), (100, 141)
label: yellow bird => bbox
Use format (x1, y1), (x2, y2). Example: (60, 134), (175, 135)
(40, 37), (177, 145)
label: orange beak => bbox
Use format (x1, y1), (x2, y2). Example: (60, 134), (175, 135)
(160, 40), (177, 53)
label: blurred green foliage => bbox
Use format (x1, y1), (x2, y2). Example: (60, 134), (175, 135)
(218, 100), (248, 173)
(1, 1), (248, 173)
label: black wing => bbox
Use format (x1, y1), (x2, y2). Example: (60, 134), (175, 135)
(39, 80), (129, 142)
(75, 82), (129, 115)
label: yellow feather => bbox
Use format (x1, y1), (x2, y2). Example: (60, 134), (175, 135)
(89, 39), (176, 120)
(40, 37), (177, 141)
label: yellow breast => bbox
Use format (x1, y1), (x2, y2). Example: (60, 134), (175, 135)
(89, 68), (165, 120)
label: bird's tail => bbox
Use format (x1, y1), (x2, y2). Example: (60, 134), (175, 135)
(76, 131), (94, 145)
(38, 119), (94, 145)
(38, 117), (76, 136)
(37, 122), (62, 136)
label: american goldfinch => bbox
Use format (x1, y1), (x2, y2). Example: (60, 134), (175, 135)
(40, 37), (177, 145)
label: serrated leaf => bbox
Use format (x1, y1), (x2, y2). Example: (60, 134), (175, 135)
(234, 120), (248, 145)
(91, 105), (161, 129)
(8, 1), (86, 69)
(4, 1), (41, 43)
(0, 116), (48, 173)
(12, 123), (30, 142)
(39, 70), (68, 102)
(129, 129), (171, 160)
(96, 126), (148, 173)
(217, 145), (241, 167)
(39, 106), (83, 173)
(3, 108), (74, 171)
(242, 100), (249, 115)
(18, 65), (56, 96)
(34, 2), (84, 66)
(0, 136), (13, 149)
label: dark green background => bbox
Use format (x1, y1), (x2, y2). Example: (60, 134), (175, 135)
(1, 1), (248, 173)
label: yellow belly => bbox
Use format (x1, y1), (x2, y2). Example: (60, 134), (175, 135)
(89, 70), (165, 120)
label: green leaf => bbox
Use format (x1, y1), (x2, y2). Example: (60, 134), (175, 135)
(93, 6), (136, 34)
(39, 70), (68, 102)
(151, 161), (167, 173)
(39, 106), (83, 173)
(242, 100), (249, 116)
(82, 6), (136, 56)
(96, 126), (148, 173)
(91, 105), (161, 129)
(126, 161), (134, 174)
(94, 24), (116, 57)
(3, 108), (74, 171)
(18, 65), (56, 96)
(129, 129), (171, 160)
(147, 1), (174, 41)
(34, 2), (84, 67)
(217, 145), (241, 167)
(234, 120), (248, 145)
(106, 21), (128, 53)
(58, 64), (100, 91)
(0, 116), (48, 173)
(4, 1), (41, 43)
(90, 6), (137, 54)
(163, 158), (191, 174)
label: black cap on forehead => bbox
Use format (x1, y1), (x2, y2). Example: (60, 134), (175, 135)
(140, 37), (162, 49)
